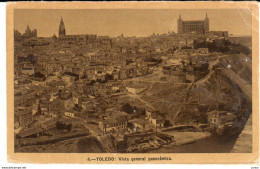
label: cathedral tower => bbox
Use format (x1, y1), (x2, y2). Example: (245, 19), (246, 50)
(204, 12), (209, 33)
(59, 17), (66, 37)
(177, 14), (183, 34)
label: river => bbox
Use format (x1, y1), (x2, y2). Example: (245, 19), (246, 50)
(148, 133), (239, 153)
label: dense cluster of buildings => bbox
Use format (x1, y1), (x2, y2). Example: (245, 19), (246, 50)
(13, 14), (247, 143)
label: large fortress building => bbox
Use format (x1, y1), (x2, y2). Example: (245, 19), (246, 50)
(177, 13), (209, 34)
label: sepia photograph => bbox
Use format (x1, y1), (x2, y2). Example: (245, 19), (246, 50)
(6, 1), (259, 164)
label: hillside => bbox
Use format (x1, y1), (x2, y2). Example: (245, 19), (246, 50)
(123, 54), (252, 124)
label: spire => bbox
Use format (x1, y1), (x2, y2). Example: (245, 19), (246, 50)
(179, 14), (182, 20)
(206, 12), (208, 19)
(59, 16), (66, 37)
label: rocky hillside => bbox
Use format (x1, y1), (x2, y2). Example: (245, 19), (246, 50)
(174, 54), (252, 124)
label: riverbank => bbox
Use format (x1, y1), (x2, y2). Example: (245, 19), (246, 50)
(15, 131), (89, 147)
(15, 136), (104, 153)
(143, 131), (211, 153)
(148, 133), (239, 153)
(231, 115), (252, 153)
(165, 131), (211, 146)
(15, 131), (240, 153)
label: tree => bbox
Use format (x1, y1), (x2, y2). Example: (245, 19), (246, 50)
(193, 109), (208, 125)
(163, 120), (172, 128)
(105, 73), (113, 81)
(56, 121), (64, 130)
(37, 104), (41, 115)
(66, 123), (72, 132)
(56, 121), (73, 131)
(121, 103), (134, 114)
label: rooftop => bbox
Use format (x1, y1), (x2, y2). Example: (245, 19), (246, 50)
(18, 127), (43, 138)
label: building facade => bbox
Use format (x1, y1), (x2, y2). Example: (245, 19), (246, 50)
(178, 14), (209, 34)
(99, 118), (128, 133)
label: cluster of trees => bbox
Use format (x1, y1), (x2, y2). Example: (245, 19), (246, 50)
(230, 43), (251, 55)
(56, 121), (72, 131)
(105, 73), (114, 81)
(33, 72), (45, 78)
(193, 39), (251, 55)
(175, 109), (207, 125)
(121, 103), (137, 114)
(163, 120), (172, 128)
(193, 112), (208, 125)
(121, 103), (145, 115)
(193, 39), (230, 53)
(145, 57), (162, 64)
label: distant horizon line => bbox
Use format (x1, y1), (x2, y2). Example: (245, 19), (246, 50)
(25, 33), (253, 39)
(15, 29), (252, 39)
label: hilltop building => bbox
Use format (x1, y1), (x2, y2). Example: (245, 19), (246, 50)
(24, 25), (37, 38)
(178, 13), (209, 34)
(14, 25), (37, 41)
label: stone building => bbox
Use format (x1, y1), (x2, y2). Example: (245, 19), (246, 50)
(177, 13), (209, 34)
(58, 17), (97, 44)
(17, 25), (37, 39)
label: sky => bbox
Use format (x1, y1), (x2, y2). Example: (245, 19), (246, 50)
(14, 9), (252, 37)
